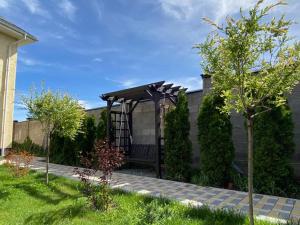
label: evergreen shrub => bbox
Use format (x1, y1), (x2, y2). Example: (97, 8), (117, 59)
(197, 93), (234, 187)
(164, 91), (192, 181)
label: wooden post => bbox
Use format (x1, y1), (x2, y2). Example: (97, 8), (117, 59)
(153, 92), (162, 178)
(128, 102), (133, 154)
(107, 100), (112, 145)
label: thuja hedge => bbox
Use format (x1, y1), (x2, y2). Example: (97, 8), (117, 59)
(50, 109), (110, 167)
(253, 103), (299, 197)
(50, 116), (97, 166)
(164, 91), (192, 181)
(197, 93), (235, 187)
(96, 110), (107, 140)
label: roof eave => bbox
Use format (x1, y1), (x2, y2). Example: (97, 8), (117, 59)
(0, 22), (37, 46)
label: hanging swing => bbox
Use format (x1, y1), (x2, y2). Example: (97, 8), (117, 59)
(117, 100), (133, 150)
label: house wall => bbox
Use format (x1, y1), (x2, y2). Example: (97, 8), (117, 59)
(0, 32), (18, 150)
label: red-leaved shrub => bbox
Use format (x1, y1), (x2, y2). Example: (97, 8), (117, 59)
(73, 139), (124, 210)
(4, 150), (33, 176)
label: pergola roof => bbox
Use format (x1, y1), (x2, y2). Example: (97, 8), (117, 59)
(101, 81), (186, 102)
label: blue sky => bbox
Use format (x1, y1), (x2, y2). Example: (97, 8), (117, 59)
(0, 0), (300, 121)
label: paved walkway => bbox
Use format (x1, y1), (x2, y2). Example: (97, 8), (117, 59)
(29, 158), (300, 222)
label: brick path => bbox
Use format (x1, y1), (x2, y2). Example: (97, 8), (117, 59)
(29, 158), (300, 222)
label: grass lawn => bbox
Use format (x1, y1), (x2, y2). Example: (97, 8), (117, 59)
(0, 165), (288, 225)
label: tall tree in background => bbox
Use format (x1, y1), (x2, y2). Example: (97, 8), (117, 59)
(196, 1), (300, 224)
(96, 110), (107, 140)
(254, 102), (296, 197)
(164, 91), (192, 181)
(22, 87), (85, 184)
(198, 93), (234, 187)
(50, 116), (97, 166)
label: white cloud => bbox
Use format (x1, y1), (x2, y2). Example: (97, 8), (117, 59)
(21, 0), (50, 18)
(122, 79), (139, 88)
(0, 0), (9, 8)
(105, 77), (140, 89)
(92, 0), (103, 21)
(158, 0), (287, 24)
(213, 0), (257, 24)
(159, 0), (197, 20)
(93, 57), (103, 63)
(78, 100), (100, 109)
(167, 76), (202, 91)
(59, 0), (77, 21)
(68, 47), (121, 56)
(19, 57), (51, 67)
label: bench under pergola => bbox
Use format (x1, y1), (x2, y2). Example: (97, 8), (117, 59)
(101, 81), (186, 178)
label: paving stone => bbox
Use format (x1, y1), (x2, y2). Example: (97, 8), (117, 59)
(262, 204), (274, 211)
(218, 195), (230, 200)
(282, 205), (294, 211)
(267, 198), (278, 205)
(286, 199), (296, 205)
(257, 210), (269, 216)
(278, 212), (290, 220)
(29, 159), (298, 221)
(229, 198), (240, 205)
(211, 200), (222, 206)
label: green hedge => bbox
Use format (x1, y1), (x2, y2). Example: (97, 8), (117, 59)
(253, 103), (299, 197)
(197, 93), (235, 187)
(50, 116), (97, 166)
(96, 110), (107, 140)
(12, 137), (45, 157)
(164, 91), (192, 181)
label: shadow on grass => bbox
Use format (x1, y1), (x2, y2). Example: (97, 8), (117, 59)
(0, 189), (10, 201)
(183, 206), (246, 225)
(14, 181), (81, 205)
(32, 171), (80, 192)
(24, 203), (86, 225)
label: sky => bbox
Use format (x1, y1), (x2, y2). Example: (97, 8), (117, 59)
(0, 0), (300, 121)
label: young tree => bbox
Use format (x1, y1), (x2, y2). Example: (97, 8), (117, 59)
(198, 93), (234, 187)
(196, 1), (300, 224)
(164, 91), (192, 181)
(22, 88), (85, 184)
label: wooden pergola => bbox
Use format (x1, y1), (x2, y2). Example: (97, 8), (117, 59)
(101, 81), (186, 178)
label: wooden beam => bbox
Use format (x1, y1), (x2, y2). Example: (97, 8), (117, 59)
(153, 92), (162, 178)
(106, 99), (113, 145)
(145, 89), (153, 98)
(167, 96), (177, 106)
(128, 102), (133, 154)
(157, 83), (173, 92)
(130, 100), (140, 113)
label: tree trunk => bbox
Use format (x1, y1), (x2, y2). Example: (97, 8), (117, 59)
(46, 132), (50, 185)
(247, 118), (254, 225)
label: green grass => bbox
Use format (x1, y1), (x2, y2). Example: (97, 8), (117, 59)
(0, 165), (287, 225)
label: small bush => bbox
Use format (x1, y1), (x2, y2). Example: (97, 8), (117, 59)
(73, 139), (124, 211)
(230, 170), (248, 192)
(4, 150), (33, 176)
(137, 199), (175, 225)
(164, 91), (192, 181)
(191, 171), (210, 186)
(12, 137), (45, 157)
(197, 93), (234, 187)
